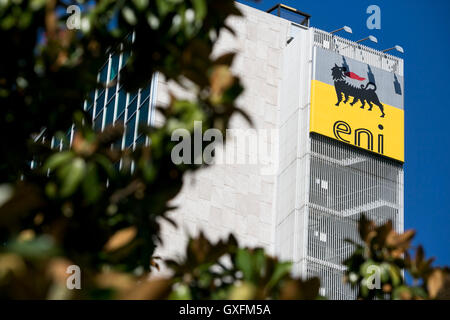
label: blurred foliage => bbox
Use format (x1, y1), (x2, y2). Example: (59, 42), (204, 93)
(0, 0), (251, 299)
(344, 214), (450, 300)
(165, 232), (321, 300)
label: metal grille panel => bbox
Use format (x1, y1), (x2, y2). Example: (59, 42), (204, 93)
(307, 134), (403, 299)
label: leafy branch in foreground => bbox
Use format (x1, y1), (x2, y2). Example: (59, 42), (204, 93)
(165, 232), (321, 300)
(0, 0), (248, 299)
(344, 214), (450, 300)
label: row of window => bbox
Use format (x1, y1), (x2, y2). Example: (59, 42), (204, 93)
(50, 33), (156, 152)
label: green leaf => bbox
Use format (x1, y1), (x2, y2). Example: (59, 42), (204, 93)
(191, 0), (207, 21)
(155, 0), (171, 17)
(360, 260), (376, 277)
(388, 264), (402, 287)
(30, 0), (47, 11)
(94, 154), (115, 178)
(60, 158), (86, 197)
(82, 162), (101, 204)
(236, 249), (254, 282)
(43, 151), (74, 171)
(132, 0), (149, 11)
(7, 235), (58, 260)
(392, 285), (411, 300)
(122, 7), (137, 25)
(380, 263), (390, 283)
(169, 284), (192, 300)
(253, 249), (265, 276)
(266, 261), (292, 290)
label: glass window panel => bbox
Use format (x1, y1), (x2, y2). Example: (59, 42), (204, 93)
(141, 82), (151, 101)
(139, 100), (149, 125)
(87, 90), (95, 108)
(109, 54), (119, 81)
(126, 32), (133, 43)
(98, 61), (109, 96)
(107, 83), (117, 102)
(54, 138), (60, 149)
(95, 91), (105, 117)
(105, 99), (115, 127)
(99, 62), (108, 84)
(127, 97), (137, 120)
(122, 51), (130, 68)
(129, 90), (138, 103)
(125, 114), (136, 147)
(87, 105), (94, 120)
(94, 111), (103, 131)
(117, 88), (127, 116)
(115, 110), (124, 125)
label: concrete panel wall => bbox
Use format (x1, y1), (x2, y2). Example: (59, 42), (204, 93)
(153, 4), (290, 264)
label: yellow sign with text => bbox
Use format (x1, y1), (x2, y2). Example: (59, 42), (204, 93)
(310, 79), (404, 162)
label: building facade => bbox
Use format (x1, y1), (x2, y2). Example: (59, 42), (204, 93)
(59, 3), (404, 299)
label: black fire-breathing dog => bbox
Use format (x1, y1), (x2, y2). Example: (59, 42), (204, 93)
(331, 64), (385, 118)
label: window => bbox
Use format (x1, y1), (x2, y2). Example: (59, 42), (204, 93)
(129, 90), (138, 104)
(122, 50), (130, 68)
(94, 111), (103, 131)
(115, 109), (125, 125)
(138, 101), (149, 126)
(86, 90), (95, 109)
(53, 138), (61, 150)
(125, 114), (136, 147)
(105, 99), (115, 127)
(87, 105), (94, 120)
(95, 91), (105, 116)
(99, 62), (108, 84)
(141, 82), (151, 101)
(109, 54), (120, 81)
(315, 178), (328, 190)
(98, 61), (109, 95)
(107, 82), (117, 102)
(117, 88), (127, 118)
(127, 97), (137, 120)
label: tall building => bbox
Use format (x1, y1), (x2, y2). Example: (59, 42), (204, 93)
(58, 3), (404, 299)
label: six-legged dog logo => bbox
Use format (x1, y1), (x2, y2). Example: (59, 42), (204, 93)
(331, 64), (385, 118)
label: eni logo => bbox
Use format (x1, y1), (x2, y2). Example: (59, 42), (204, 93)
(333, 121), (384, 154)
(331, 64), (385, 118)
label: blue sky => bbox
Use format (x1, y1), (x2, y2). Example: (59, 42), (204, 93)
(239, 0), (450, 266)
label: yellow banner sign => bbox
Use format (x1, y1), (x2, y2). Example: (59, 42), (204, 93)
(310, 79), (404, 162)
